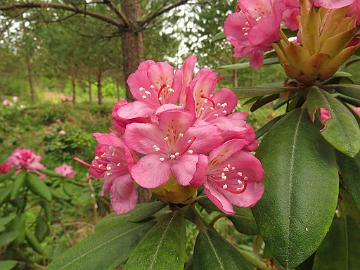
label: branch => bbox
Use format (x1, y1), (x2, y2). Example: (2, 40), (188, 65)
(140, 0), (189, 28)
(103, 0), (130, 26)
(0, 2), (123, 28)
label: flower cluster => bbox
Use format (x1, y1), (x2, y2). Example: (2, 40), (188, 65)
(55, 164), (75, 179)
(81, 56), (264, 215)
(224, 0), (360, 69)
(0, 149), (45, 178)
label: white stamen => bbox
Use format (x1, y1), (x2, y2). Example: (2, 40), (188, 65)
(99, 164), (103, 168)
(200, 107), (205, 111)
(221, 103), (227, 108)
(168, 88), (175, 93)
(188, 150), (194, 154)
(150, 85), (155, 89)
(222, 110), (227, 114)
(210, 107), (214, 110)
(214, 114), (219, 117)
(204, 99), (208, 103)
(221, 174), (227, 180)
(164, 136), (169, 141)
(237, 179), (243, 184)
(117, 163), (121, 166)
(159, 157), (165, 161)
(170, 154), (176, 159)
(94, 156), (99, 160)
(188, 139), (193, 143)
(223, 184), (228, 189)
(175, 152), (180, 156)
(237, 172), (243, 177)
(179, 133), (184, 137)
(231, 167), (235, 170)
(106, 165), (111, 171)
(244, 176), (249, 181)
(145, 90), (151, 95)
(217, 103), (221, 106)
(158, 97), (163, 101)
(106, 172), (111, 176)
(139, 87), (145, 91)
(142, 95), (147, 99)
(223, 167), (229, 172)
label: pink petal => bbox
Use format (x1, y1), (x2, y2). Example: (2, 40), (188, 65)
(179, 124), (223, 154)
(93, 133), (125, 148)
(209, 139), (249, 166)
(228, 112), (249, 120)
(130, 154), (171, 188)
(313, 0), (354, 9)
(238, 0), (273, 17)
(124, 123), (167, 154)
(320, 107), (331, 125)
(171, 154), (199, 186)
(127, 66), (154, 103)
(190, 68), (218, 106)
(117, 101), (154, 121)
(157, 109), (195, 135)
(212, 88), (238, 114)
(204, 182), (235, 214)
(190, 154), (208, 188)
(224, 181), (264, 208)
(148, 62), (174, 89)
(109, 174), (138, 215)
(179, 55), (197, 105)
(354, 107), (360, 116)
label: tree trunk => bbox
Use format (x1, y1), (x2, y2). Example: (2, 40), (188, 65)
(88, 80), (92, 103)
(26, 55), (36, 104)
(97, 72), (103, 105)
(116, 81), (120, 101)
(121, 0), (144, 101)
(71, 76), (76, 104)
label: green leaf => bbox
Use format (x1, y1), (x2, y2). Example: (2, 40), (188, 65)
(233, 86), (287, 98)
(10, 171), (26, 200)
(256, 115), (284, 139)
(324, 84), (360, 100)
(192, 228), (253, 270)
(125, 201), (166, 222)
(39, 169), (66, 178)
(40, 200), (52, 222)
(35, 216), (50, 242)
(26, 173), (52, 201)
(0, 261), (18, 270)
(125, 211), (186, 270)
(0, 231), (18, 247)
(250, 94), (279, 112)
(253, 109), (339, 269)
(25, 230), (46, 255)
(95, 202), (165, 232)
(198, 197), (220, 212)
(337, 152), (360, 211)
(212, 32), (225, 42)
(218, 57), (279, 70)
(47, 219), (155, 270)
(8, 214), (26, 244)
(313, 217), (360, 270)
(307, 87), (360, 157)
(228, 208), (258, 235)
(0, 186), (11, 206)
(0, 214), (16, 232)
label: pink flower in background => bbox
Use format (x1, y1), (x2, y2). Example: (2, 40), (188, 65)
(190, 140), (264, 214)
(55, 164), (75, 179)
(2, 99), (13, 106)
(8, 149), (45, 172)
(224, 0), (284, 68)
(124, 108), (223, 188)
(0, 162), (12, 174)
(75, 133), (137, 214)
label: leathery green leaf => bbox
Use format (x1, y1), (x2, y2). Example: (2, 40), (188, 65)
(125, 211), (186, 270)
(192, 228), (253, 270)
(253, 109), (339, 269)
(47, 219), (155, 270)
(26, 173), (52, 201)
(307, 87), (360, 157)
(313, 217), (360, 270)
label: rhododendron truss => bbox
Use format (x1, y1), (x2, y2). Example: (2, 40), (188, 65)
(76, 56), (264, 216)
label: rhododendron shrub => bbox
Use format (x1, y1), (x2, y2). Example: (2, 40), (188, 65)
(0, 149), (77, 257)
(220, 0), (360, 269)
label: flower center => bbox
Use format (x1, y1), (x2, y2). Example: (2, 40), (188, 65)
(211, 163), (248, 194)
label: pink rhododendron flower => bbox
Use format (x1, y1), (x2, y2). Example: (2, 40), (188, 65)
(283, 0), (300, 30)
(77, 56), (264, 215)
(75, 133), (137, 215)
(8, 149), (45, 172)
(124, 108), (223, 188)
(0, 162), (12, 174)
(224, 0), (284, 69)
(190, 140), (264, 214)
(54, 164), (75, 179)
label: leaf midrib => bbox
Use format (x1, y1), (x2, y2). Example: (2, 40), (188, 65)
(285, 109), (305, 268)
(204, 231), (225, 270)
(148, 212), (177, 269)
(57, 222), (149, 270)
